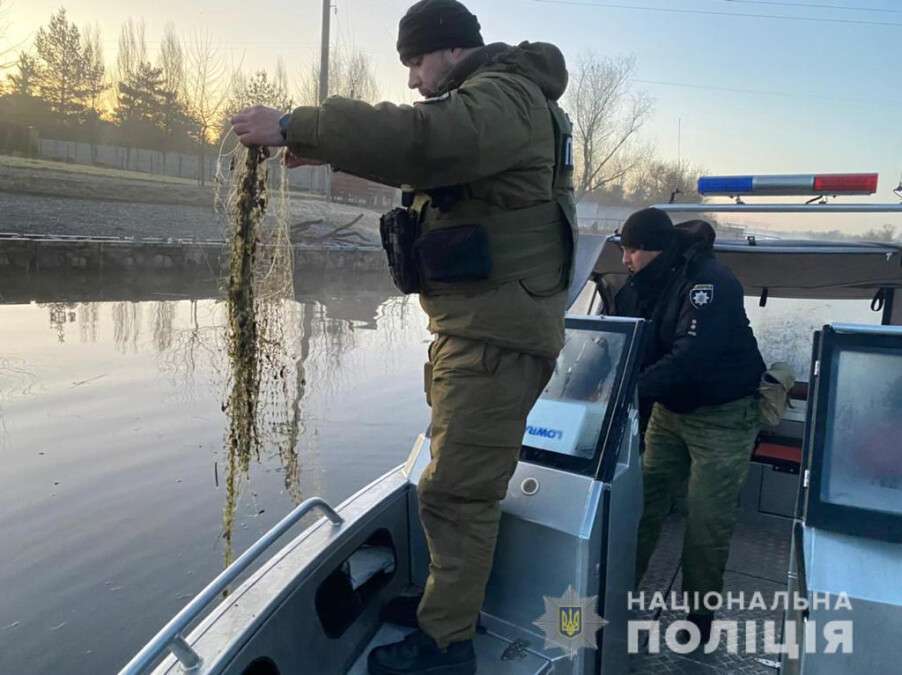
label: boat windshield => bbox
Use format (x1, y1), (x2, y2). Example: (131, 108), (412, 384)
(821, 346), (902, 516)
(520, 316), (643, 477)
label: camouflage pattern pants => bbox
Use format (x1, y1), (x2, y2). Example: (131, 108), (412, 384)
(635, 396), (760, 613)
(417, 334), (554, 647)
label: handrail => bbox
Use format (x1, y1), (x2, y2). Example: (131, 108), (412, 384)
(119, 497), (344, 675)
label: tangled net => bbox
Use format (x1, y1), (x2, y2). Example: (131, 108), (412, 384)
(216, 140), (301, 565)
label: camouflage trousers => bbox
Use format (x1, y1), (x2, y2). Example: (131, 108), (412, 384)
(635, 396), (760, 613)
(417, 334), (554, 647)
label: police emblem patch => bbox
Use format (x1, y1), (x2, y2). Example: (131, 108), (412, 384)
(533, 585), (608, 659)
(689, 284), (714, 309)
(560, 607), (582, 638)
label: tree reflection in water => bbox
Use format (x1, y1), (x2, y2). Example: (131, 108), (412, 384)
(78, 303), (99, 344)
(0, 356), (38, 445)
(42, 302), (78, 343)
(112, 302), (142, 354)
(29, 265), (402, 566)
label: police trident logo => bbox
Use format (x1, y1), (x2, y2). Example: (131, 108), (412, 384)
(560, 606), (582, 638)
(534, 585), (608, 659)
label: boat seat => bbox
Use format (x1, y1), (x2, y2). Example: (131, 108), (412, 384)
(754, 439), (802, 468)
(789, 381), (809, 401)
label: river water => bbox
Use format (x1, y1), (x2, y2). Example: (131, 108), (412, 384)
(0, 269), (880, 674)
(0, 270), (431, 674)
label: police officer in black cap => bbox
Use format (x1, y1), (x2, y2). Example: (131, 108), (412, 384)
(615, 207), (765, 643)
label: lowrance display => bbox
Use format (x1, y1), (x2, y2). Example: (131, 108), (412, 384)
(523, 398), (601, 457)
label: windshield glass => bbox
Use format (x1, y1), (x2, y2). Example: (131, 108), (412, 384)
(745, 297), (883, 383)
(821, 345), (902, 516)
(524, 328), (627, 458)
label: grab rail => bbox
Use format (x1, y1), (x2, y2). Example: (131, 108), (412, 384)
(119, 497), (344, 675)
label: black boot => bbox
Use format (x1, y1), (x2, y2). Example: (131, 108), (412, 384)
(674, 612), (713, 649)
(380, 594), (422, 628)
(367, 629), (476, 675)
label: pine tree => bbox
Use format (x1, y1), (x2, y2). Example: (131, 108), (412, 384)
(7, 53), (41, 98)
(116, 60), (170, 151)
(224, 66), (292, 140)
(33, 9), (89, 121)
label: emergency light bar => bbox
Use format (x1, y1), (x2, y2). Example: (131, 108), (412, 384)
(698, 173), (879, 197)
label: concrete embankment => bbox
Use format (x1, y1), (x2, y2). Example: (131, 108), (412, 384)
(0, 235), (385, 276)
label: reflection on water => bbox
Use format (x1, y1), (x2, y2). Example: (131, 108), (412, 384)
(0, 269), (431, 675)
(78, 303), (98, 344)
(34, 281), (396, 563)
(112, 302), (142, 353)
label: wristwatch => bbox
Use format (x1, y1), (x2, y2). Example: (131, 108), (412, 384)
(278, 113), (291, 143)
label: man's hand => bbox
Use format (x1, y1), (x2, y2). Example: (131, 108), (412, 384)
(231, 105), (285, 147)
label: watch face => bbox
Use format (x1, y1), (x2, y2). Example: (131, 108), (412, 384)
(279, 114), (290, 140)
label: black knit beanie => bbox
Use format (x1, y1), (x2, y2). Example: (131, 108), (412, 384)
(620, 207), (676, 251)
(397, 0), (484, 63)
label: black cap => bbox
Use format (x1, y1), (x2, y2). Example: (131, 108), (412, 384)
(620, 207), (676, 251)
(397, 0), (484, 63)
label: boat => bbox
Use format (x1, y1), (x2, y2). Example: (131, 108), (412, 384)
(121, 174), (902, 675)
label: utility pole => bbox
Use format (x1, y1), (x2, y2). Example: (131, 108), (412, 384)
(319, 0), (331, 105)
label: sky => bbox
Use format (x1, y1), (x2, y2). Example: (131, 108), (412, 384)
(3, 0), (902, 231)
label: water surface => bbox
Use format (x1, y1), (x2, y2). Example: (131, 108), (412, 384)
(0, 271), (431, 674)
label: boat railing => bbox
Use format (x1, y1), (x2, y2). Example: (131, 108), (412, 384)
(118, 497), (345, 675)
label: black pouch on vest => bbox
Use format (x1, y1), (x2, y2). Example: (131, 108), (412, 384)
(414, 225), (493, 284)
(379, 208), (421, 294)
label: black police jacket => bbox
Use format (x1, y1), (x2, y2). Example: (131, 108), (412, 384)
(615, 221), (765, 414)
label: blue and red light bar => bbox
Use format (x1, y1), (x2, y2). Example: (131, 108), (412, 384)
(698, 173), (878, 197)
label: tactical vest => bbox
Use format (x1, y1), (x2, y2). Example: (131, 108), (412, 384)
(408, 98), (578, 296)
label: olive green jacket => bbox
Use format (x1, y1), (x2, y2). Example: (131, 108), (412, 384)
(287, 42), (574, 358)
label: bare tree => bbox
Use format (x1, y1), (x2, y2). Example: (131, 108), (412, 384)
(156, 24), (192, 167)
(184, 30), (229, 185)
(862, 224), (898, 242)
(0, 0), (20, 70)
(625, 159), (703, 207)
(81, 24), (108, 160)
(116, 18), (147, 84)
(297, 47), (379, 105)
(565, 53), (653, 201)
(158, 23), (184, 97)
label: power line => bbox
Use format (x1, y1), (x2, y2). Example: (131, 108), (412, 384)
(528, 0), (902, 27)
(722, 0), (902, 14)
(631, 77), (902, 107)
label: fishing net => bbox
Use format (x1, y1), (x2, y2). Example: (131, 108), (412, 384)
(215, 140), (302, 564)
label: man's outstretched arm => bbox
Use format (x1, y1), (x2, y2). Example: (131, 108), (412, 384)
(231, 75), (543, 189)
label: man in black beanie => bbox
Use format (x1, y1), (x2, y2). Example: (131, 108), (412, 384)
(230, 2), (576, 673)
(614, 208), (765, 647)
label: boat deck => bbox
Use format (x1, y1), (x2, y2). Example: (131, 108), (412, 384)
(348, 622), (552, 674)
(629, 510), (793, 674)
(348, 509), (793, 674)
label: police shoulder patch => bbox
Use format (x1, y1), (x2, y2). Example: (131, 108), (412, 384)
(689, 283), (714, 309)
